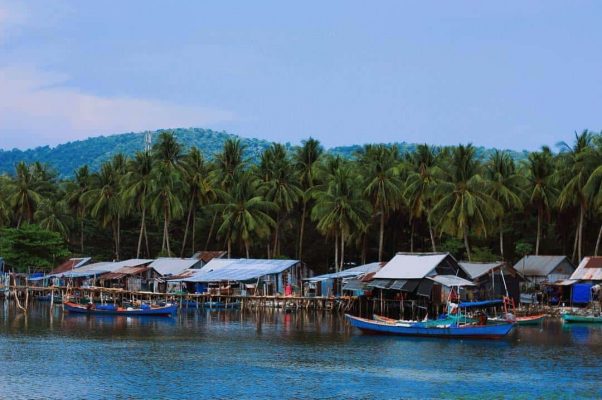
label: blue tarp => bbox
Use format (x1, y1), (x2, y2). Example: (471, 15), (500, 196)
(572, 283), (592, 304)
(459, 299), (503, 308)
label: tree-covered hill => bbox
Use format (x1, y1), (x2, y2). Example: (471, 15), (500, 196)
(0, 127), (529, 178)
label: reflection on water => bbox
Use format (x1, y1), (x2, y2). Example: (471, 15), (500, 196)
(1, 302), (601, 399)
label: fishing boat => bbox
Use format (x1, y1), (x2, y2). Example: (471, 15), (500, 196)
(515, 314), (546, 325)
(63, 301), (177, 316)
(346, 314), (514, 339)
(561, 313), (602, 323)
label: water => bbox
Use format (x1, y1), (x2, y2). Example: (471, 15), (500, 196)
(1, 302), (601, 399)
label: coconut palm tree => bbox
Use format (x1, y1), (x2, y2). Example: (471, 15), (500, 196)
(431, 144), (500, 261)
(557, 131), (595, 262)
(485, 150), (524, 259)
(9, 161), (43, 227)
(83, 162), (122, 259)
(66, 165), (91, 253)
(358, 145), (403, 261)
(258, 143), (303, 258)
(294, 138), (323, 260)
(122, 152), (154, 258)
(583, 136), (602, 255)
(34, 199), (71, 239)
(311, 165), (371, 271)
(216, 172), (276, 258)
(526, 146), (557, 256)
(180, 147), (218, 257)
(404, 144), (442, 252)
(0, 175), (11, 227)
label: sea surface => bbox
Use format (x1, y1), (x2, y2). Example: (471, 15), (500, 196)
(0, 302), (601, 399)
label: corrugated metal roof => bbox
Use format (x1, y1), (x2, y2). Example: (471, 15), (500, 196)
(102, 266), (149, 280)
(47, 259), (152, 279)
(172, 258), (300, 282)
(49, 257), (91, 274)
(459, 261), (505, 279)
(570, 257), (602, 281)
(191, 251), (227, 263)
(149, 258), (202, 276)
(428, 275), (475, 287)
(306, 262), (383, 282)
(373, 253), (449, 280)
(512, 255), (572, 277)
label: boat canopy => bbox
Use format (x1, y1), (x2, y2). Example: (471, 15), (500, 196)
(459, 299), (503, 308)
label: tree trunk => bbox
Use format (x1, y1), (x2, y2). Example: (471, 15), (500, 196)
(499, 218), (504, 260)
(410, 220), (414, 253)
(205, 213), (217, 251)
(535, 208), (542, 255)
(245, 240), (250, 258)
(427, 213), (436, 252)
(595, 222), (602, 256)
(227, 238), (232, 258)
(80, 219), (85, 254)
(361, 233), (367, 265)
(340, 230), (345, 272)
(572, 222), (579, 263)
(298, 200), (307, 260)
(191, 213), (196, 254)
(180, 199), (194, 257)
(334, 232), (339, 272)
(164, 212), (171, 257)
(463, 228), (471, 262)
(577, 205), (584, 262)
(272, 212), (280, 258)
(136, 207), (146, 259)
(144, 219), (150, 258)
(378, 211), (385, 261)
(116, 214), (121, 261)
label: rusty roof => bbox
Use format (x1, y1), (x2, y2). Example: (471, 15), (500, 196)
(570, 257), (602, 281)
(50, 257), (91, 274)
(102, 266), (149, 280)
(192, 251), (227, 263)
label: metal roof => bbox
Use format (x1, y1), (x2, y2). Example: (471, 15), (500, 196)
(43, 259), (153, 279)
(306, 262), (383, 282)
(148, 258), (202, 276)
(49, 257), (91, 275)
(512, 255), (573, 277)
(373, 253), (450, 280)
(570, 257), (602, 281)
(102, 266), (150, 280)
(459, 261), (505, 279)
(428, 275), (475, 287)
(171, 258), (300, 282)
(191, 251), (227, 263)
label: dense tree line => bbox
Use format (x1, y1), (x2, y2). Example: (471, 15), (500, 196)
(0, 130), (601, 273)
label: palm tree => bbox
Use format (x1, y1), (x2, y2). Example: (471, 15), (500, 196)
(404, 144), (441, 252)
(180, 147), (218, 257)
(122, 152), (154, 258)
(0, 175), (13, 227)
(485, 150), (524, 259)
(311, 165), (371, 271)
(557, 131), (594, 262)
(583, 137), (602, 255)
(151, 131), (184, 256)
(294, 138), (323, 260)
(431, 144), (500, 261)
(258, 143), (303, 258)
(359, 145), (403, 261)
(34, 199), (70, 239)
(216, 172), (276, 258)
(526, 146), (557, 256)
(9, 161), (43, 227)
(83, 162), (122, 259)
(66, 165), (91, 253)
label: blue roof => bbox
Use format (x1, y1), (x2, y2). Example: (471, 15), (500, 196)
(172, 258), (300, 282)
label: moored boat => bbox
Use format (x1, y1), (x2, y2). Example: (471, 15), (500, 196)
(561, 313), (602, 323)
(346, 314), (515, 339)
(64, 301), (177, 316)
(515, 314), (546, 325)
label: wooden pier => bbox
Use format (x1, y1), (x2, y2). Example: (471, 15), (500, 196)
(1, 285), (360, 313)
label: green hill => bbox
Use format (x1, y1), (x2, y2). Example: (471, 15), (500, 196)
(0, 127), (529, 178)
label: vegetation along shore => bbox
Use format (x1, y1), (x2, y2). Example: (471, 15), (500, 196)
(1, 129), (601, 274)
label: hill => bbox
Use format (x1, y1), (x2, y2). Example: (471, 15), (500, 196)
(0, 128), (529, 178)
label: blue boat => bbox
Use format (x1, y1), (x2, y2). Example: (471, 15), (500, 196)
(346, 314), (515, 339)
(64, 301), (177, 316)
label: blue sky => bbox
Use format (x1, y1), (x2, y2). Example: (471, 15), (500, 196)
(0, 1), (601, 150)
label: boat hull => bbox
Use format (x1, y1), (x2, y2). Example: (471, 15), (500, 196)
(516, 315), (546, 325)
(562, 313), (602, 323)
(64, 302), (177, 316)
(346, 315), (514, 339)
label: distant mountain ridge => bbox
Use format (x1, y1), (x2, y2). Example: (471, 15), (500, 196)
(0, 128), (529, 178)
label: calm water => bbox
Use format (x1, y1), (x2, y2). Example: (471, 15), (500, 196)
(1, 302), (601, 399)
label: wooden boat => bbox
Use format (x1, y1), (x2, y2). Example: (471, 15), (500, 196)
(515, 314), (546, 325)
(346, 314), (514, 339)
(562, 313), (602, 323)
(64, 301), (177, 316)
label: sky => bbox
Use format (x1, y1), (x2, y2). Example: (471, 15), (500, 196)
(0, 1), (601, 151)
